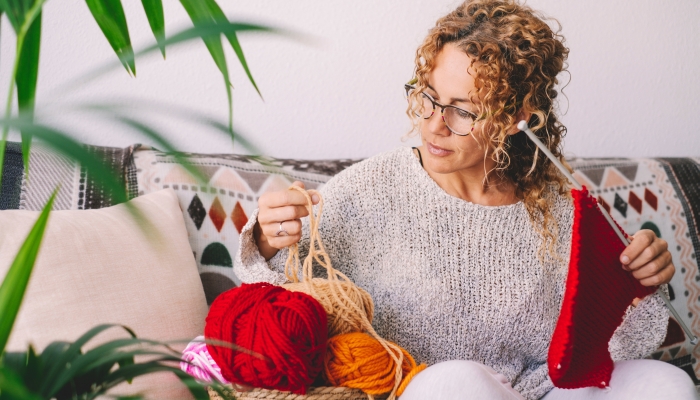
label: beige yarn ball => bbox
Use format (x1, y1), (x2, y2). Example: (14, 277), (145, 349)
(283, 278), (374, 337)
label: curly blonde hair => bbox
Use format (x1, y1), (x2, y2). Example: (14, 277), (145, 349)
(408, 0), (571, 259)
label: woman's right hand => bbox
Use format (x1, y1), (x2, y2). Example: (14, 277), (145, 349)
(253, 181), (320, 261)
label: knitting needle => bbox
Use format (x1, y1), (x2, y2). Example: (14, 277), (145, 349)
(517, 120), (698, 345)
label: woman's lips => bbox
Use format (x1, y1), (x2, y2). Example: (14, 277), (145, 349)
(427, 142), (453, 156)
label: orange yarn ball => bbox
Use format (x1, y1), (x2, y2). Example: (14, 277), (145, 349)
(324, 332), (426, 396)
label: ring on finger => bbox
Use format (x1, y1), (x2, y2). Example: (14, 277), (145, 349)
(276, 221), (290, 237)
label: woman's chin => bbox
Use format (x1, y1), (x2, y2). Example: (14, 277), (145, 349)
(424, 158), (458, 175)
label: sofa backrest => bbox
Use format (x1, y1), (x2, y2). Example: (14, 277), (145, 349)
(2, 142), (699, 385)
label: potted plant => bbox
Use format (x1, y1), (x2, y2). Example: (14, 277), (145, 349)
(0, 1), (279, 398)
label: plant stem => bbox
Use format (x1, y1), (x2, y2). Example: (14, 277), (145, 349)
(0, 39), (22, 187)
(2, 37), (22, 141)
(0, 17), (3, 72)
(1, 0), (46, 184)
(0, 15), (3, 185)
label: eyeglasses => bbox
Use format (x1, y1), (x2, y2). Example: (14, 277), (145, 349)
(405, 84), (477, 136)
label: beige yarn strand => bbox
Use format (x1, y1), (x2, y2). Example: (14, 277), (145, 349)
(283, 186), (405, 400)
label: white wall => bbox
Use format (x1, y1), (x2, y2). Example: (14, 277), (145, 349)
(1, 0), (699, 159)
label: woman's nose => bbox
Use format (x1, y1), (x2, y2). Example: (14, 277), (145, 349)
(422, 111), (450, 137)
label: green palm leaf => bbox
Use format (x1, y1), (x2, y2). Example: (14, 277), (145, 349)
(0, 348), (42, 398)
(111, 115), (209, 184)
(46, 337), (161, 393)
(141, 0), (165, 58)
(0, 365), (42, 400)
(179, 0), (233, 133)
(0, 0), (46, 181)
(11, 119), (128, 205)
(104, 364), (209, 399)
(60, 21), (276, 97)
(0, 0), (25, 32)
(13, 118), (169, 245)
(75, 100), (263, 158)
(39, 324), (135, 395)
(2, 328), (231, 399)
(0, 188), (55, 355)
(201, 0), (261, 98)
(35, 329), (225, 399)
(15, 7), (41, 169)
(85, 0), (135, 76)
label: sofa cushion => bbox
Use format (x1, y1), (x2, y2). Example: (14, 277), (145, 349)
(0, 188), (208, 398)
(5, 141), (700, 388)
(132, 146), (361, 305)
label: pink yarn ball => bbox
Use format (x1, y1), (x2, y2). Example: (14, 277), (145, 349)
(180, 336), (229, 384)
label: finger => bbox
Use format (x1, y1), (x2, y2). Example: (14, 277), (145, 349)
(293, 182), (321, 205)
(637, 262), (675, 287)
(262, 219), (303, 238)
(626, 237), (668, 271)
(631, 251), (673, 281)
(259, 188), (313, 209)
(266, 233), (303, 250)
(292, 181), (306, 190)
(620, 230), (656, 269)
(258, 205), (309, 225)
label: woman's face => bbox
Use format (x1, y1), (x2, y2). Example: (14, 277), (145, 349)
(419, 42), (496, 177)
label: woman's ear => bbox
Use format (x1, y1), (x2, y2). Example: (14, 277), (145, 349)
(507, 109), (531, 135)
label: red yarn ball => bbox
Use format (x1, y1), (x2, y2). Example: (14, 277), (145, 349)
(205, 282), (328, 394)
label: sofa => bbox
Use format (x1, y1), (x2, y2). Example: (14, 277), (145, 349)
(1, 141), (699, 396)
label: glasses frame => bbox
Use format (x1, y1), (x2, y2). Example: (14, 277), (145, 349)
(404, 84), (478, 136)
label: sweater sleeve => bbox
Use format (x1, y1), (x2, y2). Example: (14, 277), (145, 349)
(233, 208), (289, 285)
(608, 286), (669, 361)
(233, 171), (355, 286)
(513, 362), (553, 400)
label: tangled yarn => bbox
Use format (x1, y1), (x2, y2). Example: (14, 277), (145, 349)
(205, 282), (328, 394)
(282, 187), (419, 399)
(325, 332), (427, 397)
(284, 279), (374, 337)
(180, 336), (229, 384)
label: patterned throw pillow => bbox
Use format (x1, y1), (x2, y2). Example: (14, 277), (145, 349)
(132, 146), (361, 305)
(568, 157), (700, 385)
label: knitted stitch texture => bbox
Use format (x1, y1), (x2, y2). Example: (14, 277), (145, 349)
(235, 147), (668, 400)
(548, 187), (657, 389)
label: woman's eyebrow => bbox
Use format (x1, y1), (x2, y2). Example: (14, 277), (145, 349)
(426, 84), (472, 104)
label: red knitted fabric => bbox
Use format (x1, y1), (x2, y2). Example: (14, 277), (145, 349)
(548, 186), (656, 389)
(205, 282), (328, 394)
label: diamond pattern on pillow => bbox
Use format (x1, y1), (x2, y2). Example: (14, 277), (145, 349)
(132, 147), (362, 304)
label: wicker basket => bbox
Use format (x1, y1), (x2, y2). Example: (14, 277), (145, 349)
(208, 386), (388, 400)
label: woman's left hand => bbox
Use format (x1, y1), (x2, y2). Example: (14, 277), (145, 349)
(621, 229), (675, 287)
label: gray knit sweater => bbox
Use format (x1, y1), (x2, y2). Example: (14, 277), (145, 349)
(234, 146), (668, 400)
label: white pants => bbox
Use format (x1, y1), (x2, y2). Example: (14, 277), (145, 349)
(398, 359), (698, 400)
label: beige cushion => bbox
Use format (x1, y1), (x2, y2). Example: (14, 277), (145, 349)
(0, 189), (207, 399)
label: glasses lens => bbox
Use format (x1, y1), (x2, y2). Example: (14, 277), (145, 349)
(407, 90), (434, 118)
(444, 107), (475, 136)
(419, 94), (435, 119)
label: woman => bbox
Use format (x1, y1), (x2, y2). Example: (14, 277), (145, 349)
(235, 1), (696, 398)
